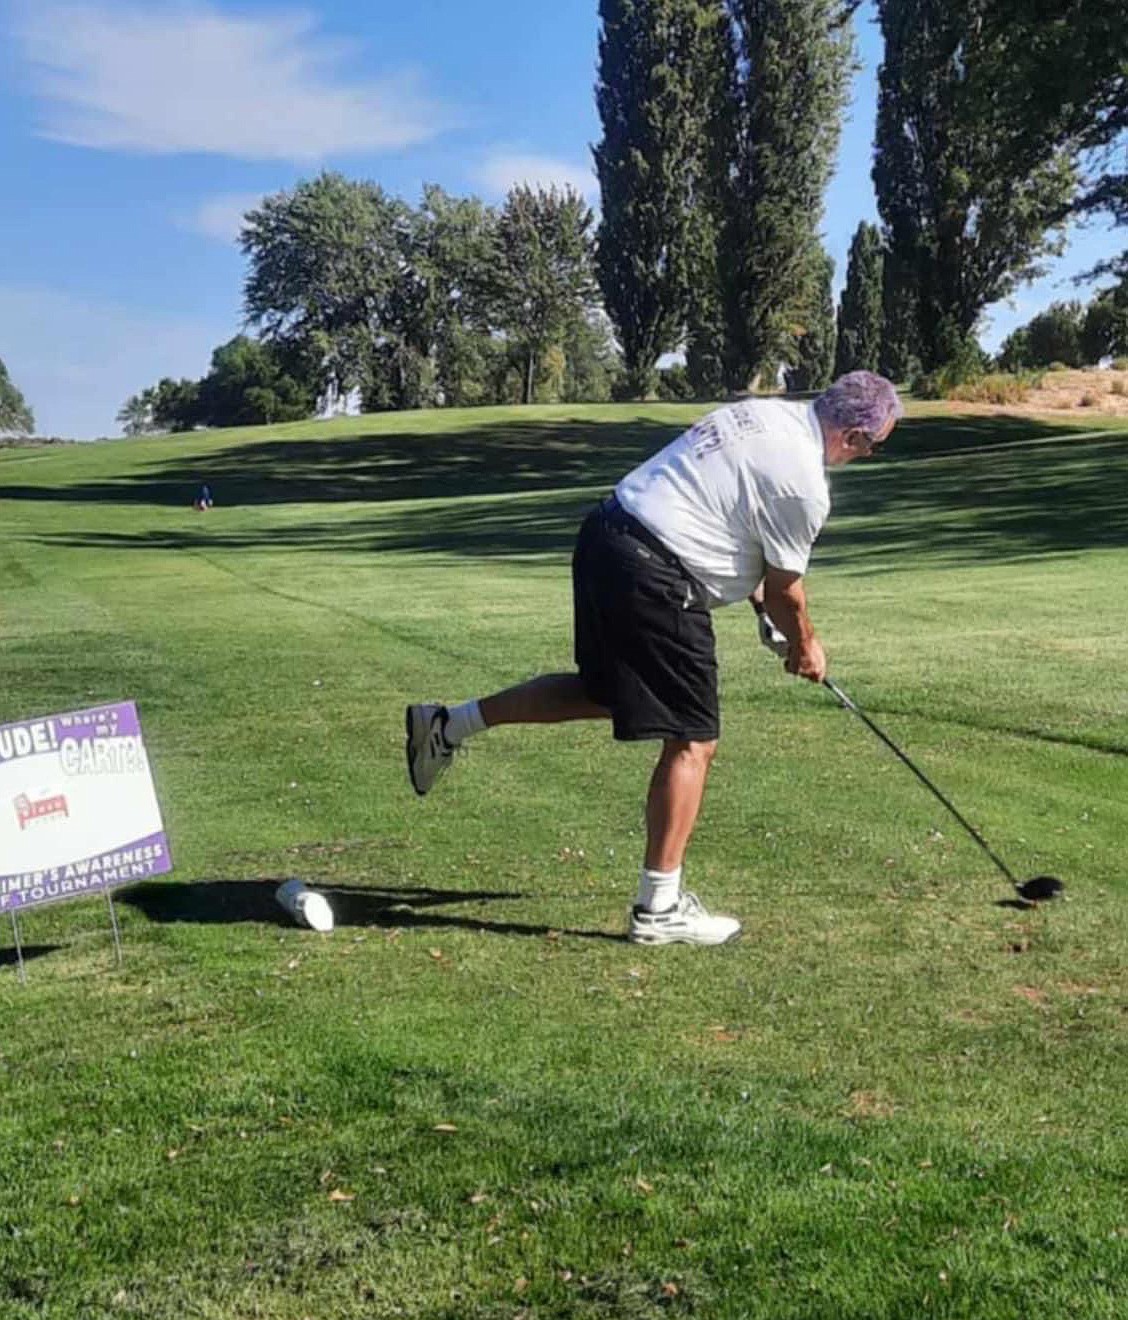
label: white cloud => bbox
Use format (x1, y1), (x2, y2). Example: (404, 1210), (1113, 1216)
(0, 285), (229, 439)
(180, 193), (265, 244)
(14, 2), (447, 161)
(476, 151), (597, 201)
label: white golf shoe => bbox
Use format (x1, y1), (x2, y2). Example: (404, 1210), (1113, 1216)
(628, 891), (742, 946)
(405, 702), (455, 797)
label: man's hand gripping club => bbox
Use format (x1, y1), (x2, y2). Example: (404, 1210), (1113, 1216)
(750, 568), (827, 683)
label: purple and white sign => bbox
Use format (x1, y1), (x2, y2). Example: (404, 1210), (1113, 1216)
(0, 702), (171, 912)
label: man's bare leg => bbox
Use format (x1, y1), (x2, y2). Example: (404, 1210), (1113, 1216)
(480, 673), (609, 727)
(644, 738), (718, 872)
(629, 736), (739, 944)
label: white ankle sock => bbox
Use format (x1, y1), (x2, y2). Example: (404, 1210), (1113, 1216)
(444, 699), (486, 746)
(636, 865), (682, 913)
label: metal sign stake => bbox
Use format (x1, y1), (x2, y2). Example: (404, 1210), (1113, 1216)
(11, 911), (27, 985)
(106, 891), (124, 967)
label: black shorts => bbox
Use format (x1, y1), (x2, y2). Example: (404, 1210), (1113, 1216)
(572, 500), (719, 742)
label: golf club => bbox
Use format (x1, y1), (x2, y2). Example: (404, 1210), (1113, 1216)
(822, 676), (1063, 904)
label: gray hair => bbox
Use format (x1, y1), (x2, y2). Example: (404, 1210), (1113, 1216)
(814, 371), (904, 435)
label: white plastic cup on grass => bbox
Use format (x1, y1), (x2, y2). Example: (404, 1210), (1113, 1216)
(275, 879), (335, 933)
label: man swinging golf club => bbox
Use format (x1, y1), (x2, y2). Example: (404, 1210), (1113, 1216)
(406, 371), (903, 945)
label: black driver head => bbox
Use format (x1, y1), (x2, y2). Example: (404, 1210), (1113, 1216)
(1016, 874), (1064, 903)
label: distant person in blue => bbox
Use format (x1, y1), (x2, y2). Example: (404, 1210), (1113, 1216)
(194, 484), (213, 512)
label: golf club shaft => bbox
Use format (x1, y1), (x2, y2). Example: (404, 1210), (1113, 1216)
(823, 677), (1018, 885)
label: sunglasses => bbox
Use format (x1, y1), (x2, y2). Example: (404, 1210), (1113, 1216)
(850, 428), (883, 454)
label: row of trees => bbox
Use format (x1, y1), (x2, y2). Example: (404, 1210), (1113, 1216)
(121, 178), (618, 432)
(596, 0), (1125, 396)
(117, 336), (317, 434)
(118, 2), (1124, 430)
(874, 0), (1124, 380)
(0, 357), (35, 437)
(998, 282), (1128, 372)
(594, 0), (858, 397)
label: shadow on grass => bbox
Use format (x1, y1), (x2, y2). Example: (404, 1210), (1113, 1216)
(820, 426), (1128, 566)
(0, 416), (679, 509)
(120, 880), (625, 942)
(0, 944), (61, 970)
(14, 412), (1128, 567)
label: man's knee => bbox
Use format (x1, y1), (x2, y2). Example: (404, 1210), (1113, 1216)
(663, 738), (718, 769)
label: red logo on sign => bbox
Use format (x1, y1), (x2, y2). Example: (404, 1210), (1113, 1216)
(14, 793), (70, 831)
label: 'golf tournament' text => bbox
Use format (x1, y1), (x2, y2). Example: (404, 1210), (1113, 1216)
(0, 843), (168, 908)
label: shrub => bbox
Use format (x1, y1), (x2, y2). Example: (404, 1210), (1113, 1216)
(1078, 392), (1099, 407)
(1113, 357), (1128, 371)
(1110, 379), (1127, 396)
(944, 372), (1043, 405)
(996, 328), (1031, 372)
(657, 364), (696, 402)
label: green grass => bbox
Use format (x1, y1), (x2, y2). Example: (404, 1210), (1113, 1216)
(1, 401), (1127, 1319)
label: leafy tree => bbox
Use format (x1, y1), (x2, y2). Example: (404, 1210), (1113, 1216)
(362, 341), (435, 413)
(375, 185), (499, 411)
(116, 389), (158, 436)
(834, 221), (885, 376)
(197, 337), (316, 426)
(150, 378), (202, 432)
(722, 0), (857, 389)
(116, 377), (200, 432)
(1023, 301), (1085, 369)
(117, 378), (201, 435)
(1081, 280), (1128, 364)
(118, 339), (314, 436)
(995, 327), (1032, 373)
(490, 186), (598, 405)
(560, 312), (621, 404)
(419, 188), (499, 407)
(242, 172), (411, 400)
(594, 0), (732, 398)
(874, 0), (1076, 373)
(0, 357), (35, 435)
(963, 0), (1126, 280)
(433, 321), (498, 408)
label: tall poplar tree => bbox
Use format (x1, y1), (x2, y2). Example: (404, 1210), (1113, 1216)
(594, 0), (730, 399)
(873, 0), (1077, 373)
(787, 248), (837, 391)
(969, 0), (1126, 279)
(721, 0), (856, 390)
(834, 221), (885, 376)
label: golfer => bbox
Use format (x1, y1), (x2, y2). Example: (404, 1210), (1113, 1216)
(406, 371), (903, 945)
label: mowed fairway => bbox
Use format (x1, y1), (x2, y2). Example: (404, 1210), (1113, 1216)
(1, 403), (1126, 1319)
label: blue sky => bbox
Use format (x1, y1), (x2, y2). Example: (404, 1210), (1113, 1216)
(0, 0), (1119, 438)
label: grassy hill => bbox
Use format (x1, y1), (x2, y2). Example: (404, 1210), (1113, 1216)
(1, 402), (1126, 1318)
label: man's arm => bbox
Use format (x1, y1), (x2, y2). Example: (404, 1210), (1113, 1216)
(758, 566), (827, 683)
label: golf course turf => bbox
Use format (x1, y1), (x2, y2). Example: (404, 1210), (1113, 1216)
(1, 402), (1125, 1318)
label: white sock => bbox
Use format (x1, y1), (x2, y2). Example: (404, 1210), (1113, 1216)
(636, 865), (682, 913)
(444, 699), (486, 746)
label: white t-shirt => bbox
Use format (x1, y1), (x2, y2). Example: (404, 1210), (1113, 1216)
(614, 398), (829, 606)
